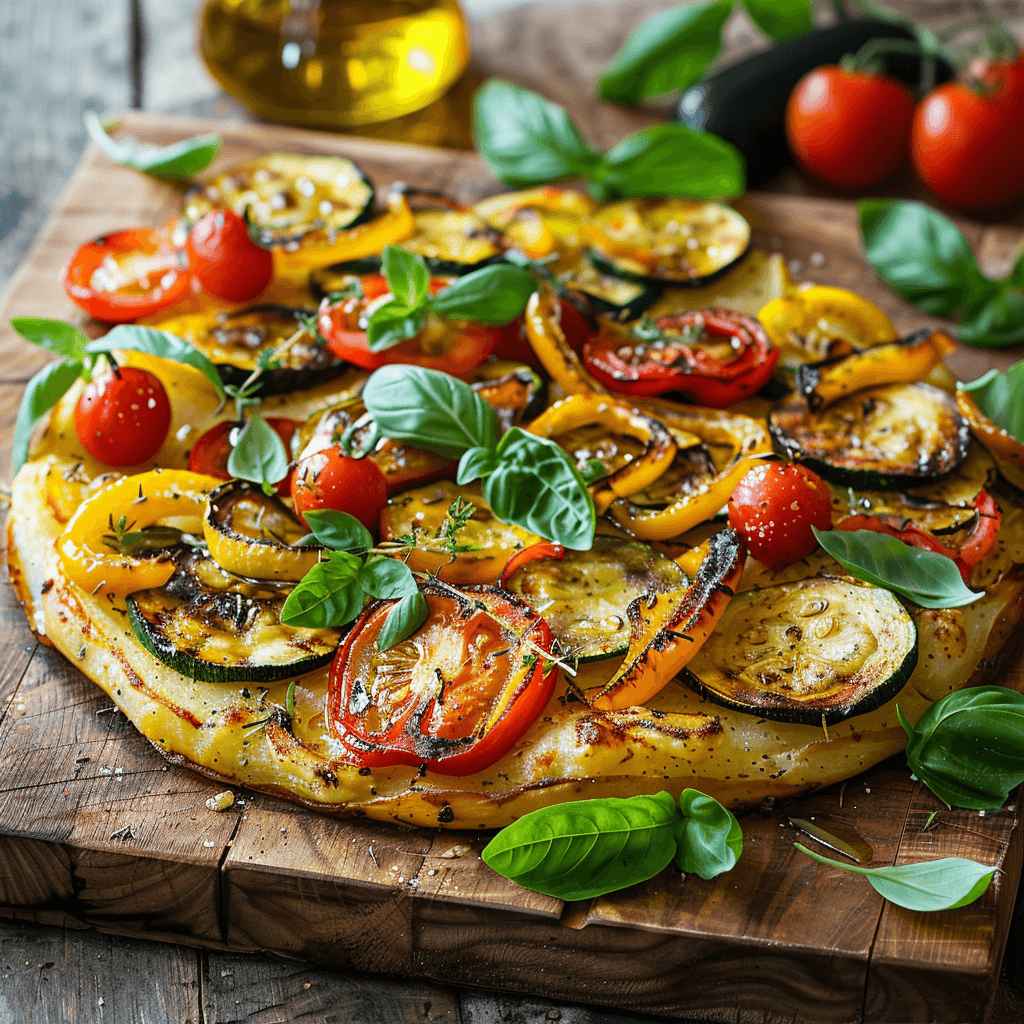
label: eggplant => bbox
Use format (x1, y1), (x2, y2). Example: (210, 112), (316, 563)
(676, 19), (952, 186)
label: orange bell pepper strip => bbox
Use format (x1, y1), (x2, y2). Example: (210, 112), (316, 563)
(956, 388), (1024, 493)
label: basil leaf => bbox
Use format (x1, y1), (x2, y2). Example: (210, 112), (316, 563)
(226, 413), (290, 488)
(359, 557), (419, 600)
(794, 843), (995, 912)
(279, 551), (364, 629)
(377, 592), (429, 652)
(429, 264), (536, 324)
(11, 318), (89, 362)
(481, 792), (680, 900)
(595, 124), (745, 201)
(859, 200), (991, 317)
(86, 325), (225, 400)
(675, 788), (743, 880)
(84, 109), (221, 180)
(597, 1), (731, 103)
(483, 428), (596, 550)
(362, 365), (501, 460)
(742, 0), (814, 41)
(457, 446), (500, 485)
(382, 245), (430, 309)
(366, 300), (426, 352)
(12, 360), (83, 473)
(961, 360), (1024, 444)
(473, 79), (601, 188)
(813, 527), (980, 609)
(958, 285), (1024, 348)
(301, 509), (373, 553)
(898, 687), (1024, 810)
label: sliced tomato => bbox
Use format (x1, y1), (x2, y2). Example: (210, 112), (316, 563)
(189, 417), (301, 495)
(584, 307), (779, 406)
(317, 274), (498, 375)
(328, 582), (557, 776)
(61, 220), (193, 323)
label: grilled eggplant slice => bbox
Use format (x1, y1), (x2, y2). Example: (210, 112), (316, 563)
(584, 199), (751, 287)
(559, 254), (661, 321)
(769, 382), (971, 489)
(683, 576), (918, 725)
(184, 153), (374, 246)
(466, 360), (547, 427)
(127, 548), (343, 683)
(503, 536), (687, 661)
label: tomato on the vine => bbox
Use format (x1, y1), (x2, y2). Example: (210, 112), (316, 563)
(74, 366), (171, 466)
(189, 418), (301, 494)
(728, 463), (832, 570)
(186, 209), (274, 303)
(786, 66), (915, 188)
(291, 445), (388, 532)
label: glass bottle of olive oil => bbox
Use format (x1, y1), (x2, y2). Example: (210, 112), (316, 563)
(200, 0), (471, 137)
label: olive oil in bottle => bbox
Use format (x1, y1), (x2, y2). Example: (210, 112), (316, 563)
(200, 0), (471, 134)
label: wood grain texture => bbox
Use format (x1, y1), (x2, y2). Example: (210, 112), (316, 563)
(1, 112), (1023, 1024)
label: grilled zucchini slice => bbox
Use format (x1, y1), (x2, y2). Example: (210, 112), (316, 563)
(559, 254), (661, 321)
(503, 536), (687, 661)
(127, 548), (343, 683)
(584, 199), (751, 287)
(769, 382), (971, 489)
(184, 153), (374, 246)
(683, 575), (918, 724)
(309, 258), (386, 302)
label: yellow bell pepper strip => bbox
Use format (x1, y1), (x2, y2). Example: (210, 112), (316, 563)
(608, 399), (774, 541)
(797, 329), (956, 412)
(501, 210), (558, 259)
(591, 527), (744, 711)
(272, 190), (415, 275)
(758, 285), (898, 365)
(956, 388), (1024, 492)
(526, 392), (685, 514)
(58, 470), (223, 597)
(524, 289), (608, 397)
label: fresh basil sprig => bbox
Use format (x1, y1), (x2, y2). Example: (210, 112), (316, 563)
(813, 527), (980, 609)
(481, 789), (742, 900)
(84, 109), (221, 181)
(366, 246), (536, 352)
(960, 360), (1024, 445)
(860, 200), (1024, 348)
(473, 80), (744, 202)
(898, 686), (1024, 810)
(362, 365), (595, 549)
(794, 843), (996, 912)
(226, 414), (289, 494)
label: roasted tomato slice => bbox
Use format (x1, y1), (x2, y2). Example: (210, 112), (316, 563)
(317, 274), (498, 375)
(328, 582), (558, 776)
(189, 418), (301, 495)
(61, 220), (192, 323)
(583, 307), (779, 406)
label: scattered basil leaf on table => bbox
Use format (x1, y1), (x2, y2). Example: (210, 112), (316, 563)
(794, 843), (996, 912)
(897, 687), (1024, 810)
(226, 413), (290, 493)
(12, 360), (85, 473)
(960, 360), (1024, 443)
(10, 318), (89, 361)
(84, 108), (221, 180)
(813, 527), (981, 609)
(675, 788), (743, 879)
(301, 510), (374, 554)
(280, 551), (365, 630)
(375, 592), (429, 652)
(741, 0), (814, 41)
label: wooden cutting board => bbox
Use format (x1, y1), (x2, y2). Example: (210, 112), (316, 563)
(1, 111), (1023, 1024)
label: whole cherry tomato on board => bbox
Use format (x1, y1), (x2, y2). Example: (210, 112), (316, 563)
(74, 365), (171, 466)
(186, 209), (275, 303)
(291, 445), (389, 532)
(728, 463), (832, 570)
(785, 66), (915, 188)
(189, 417), (301, 494)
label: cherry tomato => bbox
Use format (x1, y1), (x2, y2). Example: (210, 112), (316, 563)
(186, 209), (275, 303)
(61, 221), (192, 323)
(786, 66), (915, 188)
(292, 445), (388, 532)
(327, 582), (557, 776)
(317, 275), (498, 375)
(189, 418), (301, 495)
(74, 366), (171, 466)
(728, 463), (832, 570)
(911, 73), (1024, 210)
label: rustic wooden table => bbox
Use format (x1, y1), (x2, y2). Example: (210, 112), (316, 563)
(2, 2), (1024, 1023)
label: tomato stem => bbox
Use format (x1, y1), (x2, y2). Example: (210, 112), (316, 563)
(844, 36), (937, 93)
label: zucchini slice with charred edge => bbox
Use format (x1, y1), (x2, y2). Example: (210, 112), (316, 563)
(184, 153), (374, 246)
(768, 382), (971, 489)
(559, 254), (661, 321)
(584, 199), (751, 287)
(503, 536), (687, 661)
(127, 548), (343, 683)
(682, 575), (918, 725)
(309, 258), (385, 302)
